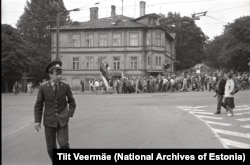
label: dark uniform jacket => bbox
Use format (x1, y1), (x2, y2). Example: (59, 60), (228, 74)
(216, 78), (226, 95)
(34, 80), (76, 127)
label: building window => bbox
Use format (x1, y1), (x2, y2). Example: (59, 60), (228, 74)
(86, 34), (94, 47)
(113, 56), (120, 70)
(155, 32), (161, 46)
(146, 32), (151, 46)
(72, 34), (80, 47)
(113, 33), (121, 46)
(130, 56), (138, 70)
(156, 56), (162, 66)
(99, 33), (108, 47)
(86, 56), (93, 69)
(147, 56), (150, 65)
(129, 32), (139, 46)
(73, 57), (80, 70)
(153, 18), (157, 25)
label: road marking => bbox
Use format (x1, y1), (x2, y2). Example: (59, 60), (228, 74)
(194, 106), (208, 109)
(213, 128), (250, 139)
(190, 111), (213, 115)
(205, 120), (231, 126)
(195, 115), (223, 120)
(183, 108), (192, 111)
(234, 107), (250, 111)
(2, 121), (32, 139)
(192, 110), (205, 112)
(240, 125), (250, 129)
(235, 105), (249, 108)
(221, 138), (250, 148)
(176, 105), (250, 148)
(236, 118), (250, 121)
(234, 112), (250, 116)
(176, 106), (208, 111)
(176, 106), (193, 109)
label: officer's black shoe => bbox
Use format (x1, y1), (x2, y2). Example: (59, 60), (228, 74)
(214, 111), (221, 114)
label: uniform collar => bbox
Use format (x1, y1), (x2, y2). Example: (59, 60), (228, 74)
(50, 80), (60, 87)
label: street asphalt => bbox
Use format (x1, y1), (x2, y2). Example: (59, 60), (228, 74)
(2, 90), (250, 164)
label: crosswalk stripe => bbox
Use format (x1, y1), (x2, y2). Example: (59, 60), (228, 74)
(183, 108), (192, 111)
(234, 107), (250, 111)
(236, 118), (250, 121)
(234, 112), (250, 116)
(176, 106), (193, 109)
(240, 125), (250, 129)
(235, 105), (249, 108)
(221, 138), (250, 148)
(213, 128), (250, 139)
(194, 106), (208, 109)
(191, 110), (205, 112)
(205, 120), (231, 126)
(195, 115), (223, 120)
(190, 111), (213, 115)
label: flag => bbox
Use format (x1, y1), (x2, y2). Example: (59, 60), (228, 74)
(101, 75), (110, 89)
(98, 59), (110, 89)
(106, 63), (110, 71)
(99, 59), (109, 81)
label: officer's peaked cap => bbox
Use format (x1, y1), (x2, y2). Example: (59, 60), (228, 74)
(45, 60), (62, 73)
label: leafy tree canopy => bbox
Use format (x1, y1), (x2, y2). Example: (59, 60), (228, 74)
(16, 0), (71, 82)
(160, 12), (208, 71)
(1, 24), (30, 80)
(205, 16), (250, 72)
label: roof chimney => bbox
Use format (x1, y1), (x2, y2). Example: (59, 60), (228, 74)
(111, 5), (116, 17)
(140, 1), (146, 17)
(90, 7), (98, 21)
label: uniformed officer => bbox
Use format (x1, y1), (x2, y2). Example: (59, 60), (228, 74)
(34, 60), (76, 161)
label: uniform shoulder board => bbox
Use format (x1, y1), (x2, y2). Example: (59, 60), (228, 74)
(41, 81), (49, 86)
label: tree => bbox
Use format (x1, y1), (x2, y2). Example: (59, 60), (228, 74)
(204, 35), (225, 69)
(1, 24), (30, 92)
(16, 0), (71, 82)
(160, 12), (208, 71)
(205, 16), (250, 72)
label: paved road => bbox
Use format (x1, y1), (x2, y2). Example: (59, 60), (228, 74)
(2, 90), (250, 164)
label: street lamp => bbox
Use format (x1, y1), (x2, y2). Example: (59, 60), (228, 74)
(56, 8), (80, 61)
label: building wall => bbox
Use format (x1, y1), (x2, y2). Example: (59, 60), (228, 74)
(51, 27), (175, 89)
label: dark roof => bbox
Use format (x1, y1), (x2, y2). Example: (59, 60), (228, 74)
(133, 13), (161, 21)
(50, 14), (175, 40)
(54, 15), (147, 30)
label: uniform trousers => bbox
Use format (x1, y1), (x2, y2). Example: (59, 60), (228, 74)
(44, 123), (69, 160)
(216, 94), (224, 112)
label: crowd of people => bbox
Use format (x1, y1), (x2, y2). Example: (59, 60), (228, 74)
(87, 71), (250, 94)
(12, 81), (34, 95)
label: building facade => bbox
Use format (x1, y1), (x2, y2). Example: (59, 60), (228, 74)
(50, 1), (176, 90)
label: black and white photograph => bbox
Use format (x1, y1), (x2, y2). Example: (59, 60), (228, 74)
(2, 0), (250, 164)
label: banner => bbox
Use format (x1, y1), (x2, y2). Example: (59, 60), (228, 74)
(99, 60), (109, 81)
(101, 75), (110, 89)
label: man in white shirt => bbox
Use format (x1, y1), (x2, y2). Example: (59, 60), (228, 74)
(224, 72), (235, 117)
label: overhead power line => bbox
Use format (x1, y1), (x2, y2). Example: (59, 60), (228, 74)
(209, 4), (250, 13)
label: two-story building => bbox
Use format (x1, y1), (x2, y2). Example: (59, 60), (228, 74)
(50, 1), (176, 90)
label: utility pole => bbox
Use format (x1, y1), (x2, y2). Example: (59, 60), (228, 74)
(56, 8), (80, 61)
(56, 12), (61, 61)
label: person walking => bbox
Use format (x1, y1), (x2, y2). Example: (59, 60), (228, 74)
(214, 72), (226, 114)
(224, 72), (235, 117)
(80, 79), (85, 92)
(34, 60), (76, 161)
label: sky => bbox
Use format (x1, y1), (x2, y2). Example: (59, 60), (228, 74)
(2, 0), (250, 40)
